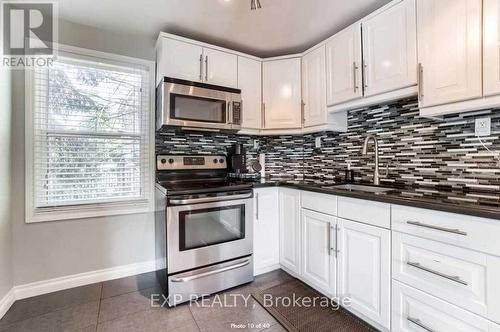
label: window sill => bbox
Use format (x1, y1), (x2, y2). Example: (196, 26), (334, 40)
(26, 200), (153, 223)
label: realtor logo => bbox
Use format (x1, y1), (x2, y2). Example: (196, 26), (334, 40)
(1, 1), (57, 68)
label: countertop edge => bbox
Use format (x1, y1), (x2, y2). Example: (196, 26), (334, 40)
(251, 182), (500, 221)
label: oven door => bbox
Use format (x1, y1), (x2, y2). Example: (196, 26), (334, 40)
(163, 82), (233, 130)
(166, 194), (253, 274)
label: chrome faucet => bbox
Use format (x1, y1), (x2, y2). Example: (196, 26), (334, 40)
(362, 135), (380, 185)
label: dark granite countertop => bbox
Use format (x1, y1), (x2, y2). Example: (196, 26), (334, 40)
(247, 178), (500, 220)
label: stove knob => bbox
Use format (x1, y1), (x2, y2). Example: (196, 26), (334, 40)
(219, 158), (225, 164)
(160, 158), (167, 164)
(168, 158), (174, 164)
(213, 158), (218, 164)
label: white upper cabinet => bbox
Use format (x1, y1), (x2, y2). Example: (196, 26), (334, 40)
(417, 0), (482, 108)
(484, 0), (500, 96)
(302, 46), (327, 127)
(337, 218), (391, 330)
(362, 0), (417, 97)
(238, 57), (262, 129)
(326, 23), (363, 106)
(203, 47), (238, 88)
(263, 58), (302, 129)
(156, 36), (237, 88)
(156, 37), (203, 85)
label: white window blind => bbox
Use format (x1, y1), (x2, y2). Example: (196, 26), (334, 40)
(31, 52), (150, 209)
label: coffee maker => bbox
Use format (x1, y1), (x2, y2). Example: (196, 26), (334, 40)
(227, 143), (247, 174)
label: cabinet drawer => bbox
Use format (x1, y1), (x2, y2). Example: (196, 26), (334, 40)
(393, 232), (500, 324)
(337, 197), (390, 228)
(301, 191), (337, 216)
(392, 280), (500, 332)
(392, 205), (500, 256)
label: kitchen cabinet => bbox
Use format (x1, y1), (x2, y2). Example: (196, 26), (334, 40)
(392, 281), (500, 332)
(300, 209), (336, 296)
(302, 46), (327, 127)
(325, 23), (363, 106)
(156, 37), (203, 85)
(362, 0), (417, 97)
(253, 188), (280, 275)
(203, 47), (238, 88)
(337, 218), (391, 330)
(278, 188), (301, 275)
(416, 0), (482, 108)
(156, 36), (237, 88)
(238, 56), (262, 130)
(263, 58), (302, 129)
(484, 0), (500, 96)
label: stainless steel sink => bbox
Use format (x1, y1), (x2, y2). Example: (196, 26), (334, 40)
(329, 184), (395, 193)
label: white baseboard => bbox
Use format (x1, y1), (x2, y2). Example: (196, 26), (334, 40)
(254, 264), (281, 276)
(0, 288), (15, 321)
(13, 260), (156, 301)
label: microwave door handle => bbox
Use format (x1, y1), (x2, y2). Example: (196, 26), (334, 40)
(227, 101), (232, 124)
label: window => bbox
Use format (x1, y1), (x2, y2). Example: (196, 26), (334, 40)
(26, 46), (154, 223)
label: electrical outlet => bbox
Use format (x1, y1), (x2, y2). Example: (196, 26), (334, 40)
(315, 137), (322, 149)
(475, 117), (491, 137)
(253, 139), (259, 149)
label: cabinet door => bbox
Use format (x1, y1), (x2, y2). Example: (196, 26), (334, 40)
(484, 0), (500, 96)
(238, 57), (262, 129)
(417, 0), (482, 107)
(301, 209), (336, 296)
(337, 218), (391, 330)
(157, 38), (203, 84)
(325, 23), (363, 106)
(302, 46), (327, 127)
(203, 48), (238, 88)
(253, 188), (280, 274)
(263, 59), (302, 129)
(278, 188), (301, 275)
(362, 0), (417, 97)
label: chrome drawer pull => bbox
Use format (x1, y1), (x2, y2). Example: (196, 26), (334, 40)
(407, 261), (468, 286)
(406, 221), (467, 236)
(171, 259), (250, 283)
(407, 317), (435, 332)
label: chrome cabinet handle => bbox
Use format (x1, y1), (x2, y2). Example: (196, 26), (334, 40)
(363, 61), (368, 90)
(353, 62), (359, 93)
(255, 193), (259, 220)
(418, 63), (424, 102)
(407, 317), (435, 332)
(171, 259), (251, 283)
(301, 100), (306, 125)
(205, 56), (209, 81)
(406, 221), (467, 236)
(199, 54), (203, 81)
(407, 261), (468, 286)
(169, 192), (252, 205)
(262, 103), (266, 128)
(334, 224), (340, 258)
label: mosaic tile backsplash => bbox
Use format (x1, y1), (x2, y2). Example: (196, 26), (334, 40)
(156, 98), (500, 192)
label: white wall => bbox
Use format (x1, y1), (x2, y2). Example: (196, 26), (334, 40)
(11, 20), (158, 285)
(0, 66), (13, 298)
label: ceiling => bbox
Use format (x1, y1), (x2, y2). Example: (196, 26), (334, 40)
(57, 0), (391, 58)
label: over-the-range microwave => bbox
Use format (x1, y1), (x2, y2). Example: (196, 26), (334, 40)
(156, 77), (242, 132)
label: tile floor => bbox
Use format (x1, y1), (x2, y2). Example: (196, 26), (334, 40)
(0, 269), (294, 332)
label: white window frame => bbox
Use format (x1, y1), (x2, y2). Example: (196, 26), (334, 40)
(25, 43), (155, 223)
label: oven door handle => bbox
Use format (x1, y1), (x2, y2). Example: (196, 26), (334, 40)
(171, 259), (251, 283)
(169, 192), (253, 205)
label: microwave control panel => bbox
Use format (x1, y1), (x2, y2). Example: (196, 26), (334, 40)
(232, 101), (241, 125)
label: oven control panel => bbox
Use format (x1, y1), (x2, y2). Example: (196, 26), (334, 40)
(157, 155), (226, 170)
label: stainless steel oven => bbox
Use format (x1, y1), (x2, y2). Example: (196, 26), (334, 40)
(166, 190), (253, 274)
(156, 77), (242, 132)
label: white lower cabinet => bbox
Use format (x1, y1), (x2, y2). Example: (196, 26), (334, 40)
(393, 280), (500, 332)
(337, 218), (391, 330)
(300, 208), (336, 296)
(278, 188), (301, 275)
(253, 188), (280, 275)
